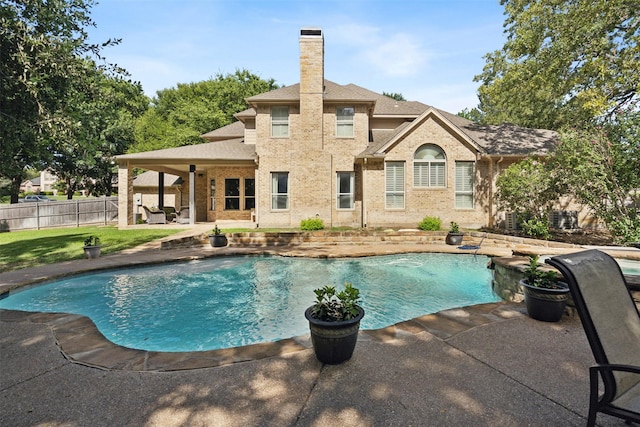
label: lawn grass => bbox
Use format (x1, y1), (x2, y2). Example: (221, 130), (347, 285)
(0, 226), (184, 273)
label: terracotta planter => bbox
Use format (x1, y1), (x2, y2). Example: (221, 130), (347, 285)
(83, 245), (101, 259)
(520, 279), (570, 322)
(209, 234), (228, 247)
(445, 232), (464, 245)
(305, 306), (364, 364)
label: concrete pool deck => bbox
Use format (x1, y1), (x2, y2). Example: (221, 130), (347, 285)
(2, 228), (639, 426)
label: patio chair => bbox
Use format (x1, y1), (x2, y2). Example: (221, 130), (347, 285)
(142, 206), (166, 224)
(546, 249), (640, 427)
(175, 206), (190, 224)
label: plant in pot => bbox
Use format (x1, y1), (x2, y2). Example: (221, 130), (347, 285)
(304, 282), (365, 364)
(445, 221), (464, 245)
(209, 225), (228, 247)
(520, 255), (570, 322)
(83, 236), (102, 259)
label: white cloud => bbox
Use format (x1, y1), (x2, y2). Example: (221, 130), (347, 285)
(363, 33), (429, 77)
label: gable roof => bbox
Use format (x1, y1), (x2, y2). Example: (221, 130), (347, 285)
(201, 120), (245, 141)
(246, 79), (428, 117)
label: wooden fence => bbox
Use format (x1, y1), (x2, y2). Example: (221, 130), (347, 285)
(0, 197), (118, 231)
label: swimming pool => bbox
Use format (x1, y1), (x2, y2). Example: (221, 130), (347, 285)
(0, 253), (499, 352)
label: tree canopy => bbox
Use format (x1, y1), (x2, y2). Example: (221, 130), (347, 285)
(475, 0), (640, 130)
(130, 70), (278, 152)
(0, 0), (125, 202)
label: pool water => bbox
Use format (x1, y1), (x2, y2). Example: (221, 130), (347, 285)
(0, 253), (499, 352)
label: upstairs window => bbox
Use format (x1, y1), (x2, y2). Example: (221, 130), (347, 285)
(271, 106), (289, 137)
(413, 144), (446, 188)
(336, 107), (354, 137)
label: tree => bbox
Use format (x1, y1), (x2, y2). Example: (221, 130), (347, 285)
(48, 66), (148, 199)
(475, 0), (640, 130)
(457, 107), (485, 123)
(383, 92), (406, 101)
(549, 114), (640, 243)
(130, 69), (278, 152)
(495, 157), (556, 238)
(0, 0), (117, 203)
(496, 107), (640, 243)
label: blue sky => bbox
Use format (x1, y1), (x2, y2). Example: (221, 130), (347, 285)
(87, 0), (507, 114)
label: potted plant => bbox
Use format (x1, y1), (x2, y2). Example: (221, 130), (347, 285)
(208, 225), (228, 247)
(519, 255), (570, 322)
(83, 236), (102, 259)
(445, 221), (464, 245)
(304, 282), (365, 364)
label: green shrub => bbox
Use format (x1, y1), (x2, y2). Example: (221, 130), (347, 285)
(520, 218), (551, 240)
(418, 216), (442, 231)
(301, 217), (324, 231)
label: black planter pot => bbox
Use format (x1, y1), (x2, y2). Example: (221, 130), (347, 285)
(445, 232), (464, 245)
(304, 306), (365, 364)
(209, 234), (228, 247)
(520, 279), (570, 322)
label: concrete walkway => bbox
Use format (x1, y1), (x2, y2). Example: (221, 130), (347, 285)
(1, 230), (636, 426)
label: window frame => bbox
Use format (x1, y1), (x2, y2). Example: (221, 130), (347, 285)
(455, 161), (475, 209)
(336, 107), (355, 138)
(271, 106), (289, 138)
(413, 144), (447, 188)
(244, 178), (255, 211)
(210, 179), (216, 210)
(336, 172), (355, 210)
(270, 172), (289, 210)
(385, 161), (405, 209)
(224, 178), (240, 211)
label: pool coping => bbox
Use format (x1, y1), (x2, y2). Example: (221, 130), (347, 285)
(0, 301), (526, 371)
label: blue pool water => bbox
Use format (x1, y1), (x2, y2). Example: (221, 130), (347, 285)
(0, 253), (499, 352)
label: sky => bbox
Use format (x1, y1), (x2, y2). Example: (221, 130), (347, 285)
(86, 0), (507, 114)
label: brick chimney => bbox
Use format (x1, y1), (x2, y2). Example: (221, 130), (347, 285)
(299, 27), (324, 150)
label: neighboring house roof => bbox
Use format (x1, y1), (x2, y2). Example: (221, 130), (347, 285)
(133, 170), (183, 187)
(22, 177), (41, 186)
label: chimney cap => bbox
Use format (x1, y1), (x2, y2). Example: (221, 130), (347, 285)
(300, 27), (322, 37)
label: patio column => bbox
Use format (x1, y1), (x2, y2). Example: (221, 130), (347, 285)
(158, 172), (165, 209)
(117, 162), (133, 227)
(189, 165), (195, 224)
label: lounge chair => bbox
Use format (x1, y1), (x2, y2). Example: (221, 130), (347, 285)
(142, 206), (166, 224)
(175, 206), (190, 224)
(546, 249), (640, 427)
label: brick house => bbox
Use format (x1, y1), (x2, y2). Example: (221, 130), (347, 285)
(116, 27), (557, 229)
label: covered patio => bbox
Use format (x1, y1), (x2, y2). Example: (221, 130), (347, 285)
(116, 139), (256, 227)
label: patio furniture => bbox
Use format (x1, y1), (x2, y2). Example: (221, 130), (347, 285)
(175, 206), (190, 224)
(142, 206), (166, 224)
(546, 249), (640, 427)
(162, 206), (176, 222)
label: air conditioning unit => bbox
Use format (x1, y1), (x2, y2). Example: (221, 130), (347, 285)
(505, 212), (521, 230)
(550, 210), (578, 229)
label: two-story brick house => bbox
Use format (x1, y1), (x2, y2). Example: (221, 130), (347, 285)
(116, 27), (557, 229)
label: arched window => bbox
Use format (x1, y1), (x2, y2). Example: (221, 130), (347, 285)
(413, 144), (446, 187)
